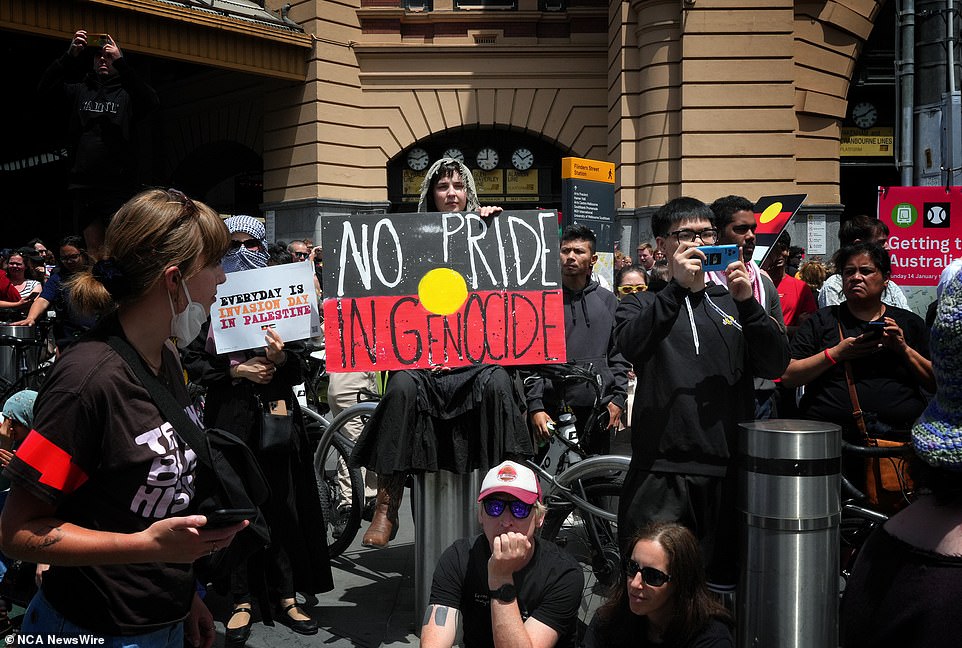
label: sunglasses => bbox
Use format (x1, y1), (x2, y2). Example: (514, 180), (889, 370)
(293, 251), (310, 259)
(625, 559), (671, 587)
(229, 239), (262, 251)
(482, 497), (533, 520)
(617, 284), (647, 295)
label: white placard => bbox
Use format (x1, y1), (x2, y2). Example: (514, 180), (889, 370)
(807, 213), (826, 255)
(211, 263), (319, 353)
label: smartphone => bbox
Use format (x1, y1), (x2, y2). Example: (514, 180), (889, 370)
(204, 507), (256, 528)
(698, 244), (739, 272)
(862, 320), (886, 340)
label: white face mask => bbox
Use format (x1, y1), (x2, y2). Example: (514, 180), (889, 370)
(168, 277), (207, 348)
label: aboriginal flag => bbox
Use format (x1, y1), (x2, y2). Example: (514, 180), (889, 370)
(752, 194), (807, 265)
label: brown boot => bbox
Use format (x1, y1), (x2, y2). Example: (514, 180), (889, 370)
(362, 474), (405, 548)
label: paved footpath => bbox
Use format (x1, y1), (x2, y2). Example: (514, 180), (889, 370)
(206, 501), (420, 648)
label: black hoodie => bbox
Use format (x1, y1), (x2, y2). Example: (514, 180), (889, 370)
(39, 53), (159, 189)
(526, 279), (630, 416)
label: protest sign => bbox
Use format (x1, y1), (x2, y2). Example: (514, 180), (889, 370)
(322, 210), (567, 372)
(211, 262), (319, 353)
(878, 186), (962, 286)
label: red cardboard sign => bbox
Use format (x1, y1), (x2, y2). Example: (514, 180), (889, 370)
(877, 186), (962, 286)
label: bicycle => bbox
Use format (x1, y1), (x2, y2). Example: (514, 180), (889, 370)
(520, 362), (631, 634)
(838, 439), (913, 596)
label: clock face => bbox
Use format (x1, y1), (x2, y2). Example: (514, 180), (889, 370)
(407, 147), (430, 171)
(476, 147), (499, 171)
(851, 102), (878, 129)
(443, 148), (464, 162)
(511, 148), (534, 171)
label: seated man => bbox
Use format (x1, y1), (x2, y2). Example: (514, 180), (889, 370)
(421, 461), (583, 648)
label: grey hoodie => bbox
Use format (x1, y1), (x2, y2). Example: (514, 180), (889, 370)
(417, 158), (481, 212)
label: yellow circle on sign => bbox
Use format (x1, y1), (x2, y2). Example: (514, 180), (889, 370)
(759, 202), (783, 224)
(418, 268), (468, 316)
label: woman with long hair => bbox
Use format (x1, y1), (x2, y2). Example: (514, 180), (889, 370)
(583, 522), (733, 648)
(0, 188), (245, 647)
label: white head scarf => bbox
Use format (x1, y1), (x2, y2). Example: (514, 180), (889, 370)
(417, 158), (481, 212)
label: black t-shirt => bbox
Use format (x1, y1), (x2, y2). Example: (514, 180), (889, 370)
(583, 614), (733, 648)
(430, 534), (583, 648)
(4, 318), (198, 634)
(790, 304), (930, 431)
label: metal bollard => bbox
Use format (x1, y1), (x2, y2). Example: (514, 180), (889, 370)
(737, 419), (841, 648)
(414, 469), (481, 630)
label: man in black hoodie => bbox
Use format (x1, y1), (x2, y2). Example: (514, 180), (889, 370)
(526, 224), (630, 455)
(614, 197), (790, 588)
(39, 29), (159, 257)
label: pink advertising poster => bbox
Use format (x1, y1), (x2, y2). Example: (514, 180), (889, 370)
(877, 186), (962, 287)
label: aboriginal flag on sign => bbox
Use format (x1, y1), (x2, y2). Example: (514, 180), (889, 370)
(751, 194), (807, 265)
(321, 210), (567, 372)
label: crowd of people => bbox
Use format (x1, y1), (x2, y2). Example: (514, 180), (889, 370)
(0, 27), (953, 646)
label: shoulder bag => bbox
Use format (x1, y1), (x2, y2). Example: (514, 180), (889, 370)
(107, 336), (271, 579)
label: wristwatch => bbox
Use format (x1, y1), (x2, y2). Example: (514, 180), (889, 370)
(489, 583), (517, 603)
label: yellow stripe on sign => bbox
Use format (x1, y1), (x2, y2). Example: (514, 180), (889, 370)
(562, 157), (615, 184)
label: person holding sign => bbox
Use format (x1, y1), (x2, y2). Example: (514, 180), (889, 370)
(182, 216), (332, 643)
(0, 189), (244, 648)
(350, 158), (534, 548)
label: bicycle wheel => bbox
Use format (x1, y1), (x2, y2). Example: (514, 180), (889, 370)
(312, 402), (378, 556)
(315, 432), (364, 558)
(540, 459), (627, 636)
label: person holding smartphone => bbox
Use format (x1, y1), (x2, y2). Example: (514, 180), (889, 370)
(781, 242), (934, 482)
(0, 189), (245, 648)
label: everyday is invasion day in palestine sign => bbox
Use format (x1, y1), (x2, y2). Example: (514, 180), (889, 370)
(322, 210), (567, 372)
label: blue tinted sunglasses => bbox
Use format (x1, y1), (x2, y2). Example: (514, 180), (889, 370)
(482, 497), (533, 520)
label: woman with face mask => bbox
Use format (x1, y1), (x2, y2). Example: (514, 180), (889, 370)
(0, 189), (245, 647)
(181, 215), (332, 645)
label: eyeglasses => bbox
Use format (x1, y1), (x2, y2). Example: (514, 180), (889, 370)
(482, 497), (533, 520)
(229, 238), (262, 251)
(293, 251), (309, 259)
(625, 560), (672, 587)
(61, 253), (83, 262)
(617, 284), (647, 295)
(670, 228), (718, 244)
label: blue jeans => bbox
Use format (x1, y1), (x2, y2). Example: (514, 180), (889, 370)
(22, 590), (184, 648)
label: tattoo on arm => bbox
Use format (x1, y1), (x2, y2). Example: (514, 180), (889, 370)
(24, 523), (64, 550)
(423, 605), (451, 627)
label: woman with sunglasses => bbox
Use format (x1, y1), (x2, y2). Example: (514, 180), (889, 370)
(182, 215), (332, 645)
(583, 522), (733, 648)
(615, 264), (648, 299)
(0, 189), (245, 648)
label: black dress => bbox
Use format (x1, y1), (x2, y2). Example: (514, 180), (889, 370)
(182, 322), (333, 611)
(350, 365), (534, 475)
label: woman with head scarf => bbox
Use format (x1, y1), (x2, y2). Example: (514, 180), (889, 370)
(182, 215), (332, 645)
(349, 159), (533, 548)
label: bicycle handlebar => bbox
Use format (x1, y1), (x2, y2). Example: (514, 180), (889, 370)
(841, 438), (914, 458)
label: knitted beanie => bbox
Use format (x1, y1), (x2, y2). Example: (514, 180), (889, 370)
(912, 270), (962, 469)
